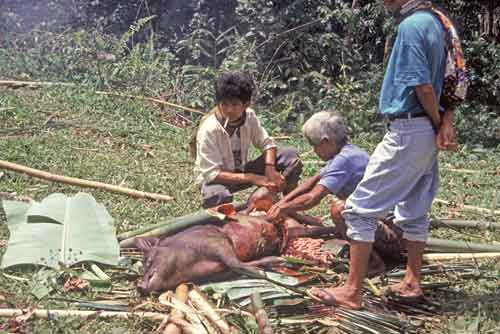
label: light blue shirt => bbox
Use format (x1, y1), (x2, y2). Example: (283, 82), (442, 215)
(318, 144), (370, 200)
(379, 11), (446, 115)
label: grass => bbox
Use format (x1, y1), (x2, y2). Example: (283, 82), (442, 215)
(1, 82), (499, 333)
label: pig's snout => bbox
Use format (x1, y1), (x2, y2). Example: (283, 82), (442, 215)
(137, 280), (149, 295)
(137, 269), (160, 295)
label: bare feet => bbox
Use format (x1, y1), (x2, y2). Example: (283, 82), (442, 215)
(386, 280), (423, 299)
(307, 286), (363, 310)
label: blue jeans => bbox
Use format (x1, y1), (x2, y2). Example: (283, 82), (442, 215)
(344, 117), (439, 242)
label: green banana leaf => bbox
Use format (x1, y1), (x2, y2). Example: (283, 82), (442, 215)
(201, 276), (301, 308)
(1, 192), (119, 269)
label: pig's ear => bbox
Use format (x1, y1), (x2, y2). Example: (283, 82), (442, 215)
(135, 236), (160, 251)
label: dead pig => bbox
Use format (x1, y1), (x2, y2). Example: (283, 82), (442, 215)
(136, 215), (335, 294)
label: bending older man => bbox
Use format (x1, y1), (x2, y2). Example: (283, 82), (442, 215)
(267, 111), (369, 237)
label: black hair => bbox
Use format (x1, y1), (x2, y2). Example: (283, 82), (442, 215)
(215, 72), (255, 104)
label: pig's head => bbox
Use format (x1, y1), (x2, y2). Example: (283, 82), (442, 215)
(135, 237), (176, 295)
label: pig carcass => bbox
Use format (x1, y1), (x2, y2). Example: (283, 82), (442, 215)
(136, 214), (335, 294)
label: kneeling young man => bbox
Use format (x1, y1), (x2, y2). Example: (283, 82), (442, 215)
(194, 72), (302, 208)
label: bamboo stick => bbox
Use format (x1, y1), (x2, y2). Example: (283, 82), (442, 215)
(430, 219), (500, 230)
(426, 237), (500, 253)
(118, 202), (247, 247)
(0, 192), (33, 203)
(0, 308), (166, 321)
(0, 80), (203, 115)
(0, 160), (173, 202)
(0, 80), (75, 88)
(423, 252), (500, 262)
(159, 291), (208, 334)
(434, 198), (500, 216)
(164, 284), (189, 334)
(95, 91), (204, 115)
(251, 292), (273, 334)
(188, 287), (231, 334)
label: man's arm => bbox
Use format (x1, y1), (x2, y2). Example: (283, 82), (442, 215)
(436, 109), (458, 151)
(415, 84), (441, 129)
(214, 171), (276, 189)
(415, 85), (458, 151)
(280, 174), (321, 204)
(278, 184), (331, 214)
(263, 147), (285, 191)
(266, 174), (321, 219)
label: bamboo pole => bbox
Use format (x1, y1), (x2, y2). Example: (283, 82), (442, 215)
(118, 202), (247, 247)
(95, 91), (204, 115)
(188, 287), (231, 334)
(251, 292), (273, 334)
(426, 237), (500, 253)
(0, 160), (173, 202)
(0, 80), (203, 115)
(423, 252), (500, 262)
(430, 219), (500, 230)
(434, 198), (500, 216)
(0, 80), (75, 88)
(159, 291), (209, 334)
(164, 284), (189, 334)
(0, 308), (166, 321)
(0, 192), (33, 203)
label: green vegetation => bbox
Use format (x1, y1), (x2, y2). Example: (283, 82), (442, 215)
(1, 0), (499, 333)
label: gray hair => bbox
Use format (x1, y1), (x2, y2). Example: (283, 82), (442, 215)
(302, 111), (348, 146)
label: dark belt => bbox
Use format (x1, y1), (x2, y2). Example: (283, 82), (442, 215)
(385, 111), (427, 121)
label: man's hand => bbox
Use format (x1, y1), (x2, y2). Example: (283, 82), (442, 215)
(265, 167), (285, 192)
(267, 202), (284, 220)
(251, 175), (279, 192)
(436, 110), (458, 151)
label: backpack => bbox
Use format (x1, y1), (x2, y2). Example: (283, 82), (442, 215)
(391, 3), (470, 110)
(430, 7), (470, 110)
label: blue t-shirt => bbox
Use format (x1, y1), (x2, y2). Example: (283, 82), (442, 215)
(318, 144), (369, 199)
(379, 11), (446, 115)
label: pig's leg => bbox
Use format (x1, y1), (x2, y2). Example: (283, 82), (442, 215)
(288, 212), (324, 226)
(245, 256), (284, 268)
(287, 226), (337, 239)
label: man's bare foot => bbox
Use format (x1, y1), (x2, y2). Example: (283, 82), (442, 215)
(385, 280), (423, 299)
(307, 286), (363, 310)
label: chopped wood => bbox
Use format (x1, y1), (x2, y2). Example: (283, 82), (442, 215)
(0, 308), (166, 321)
(168, 317), (200, 334)
(159, 291), (208, 334)
(0, 160), (173, 202)
(423, 252), (500, 262)
(163, 284), (189, 334)
(188, 287), (231, 334)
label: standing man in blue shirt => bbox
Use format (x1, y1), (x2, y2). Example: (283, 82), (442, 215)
(309, 0), (459, 309)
